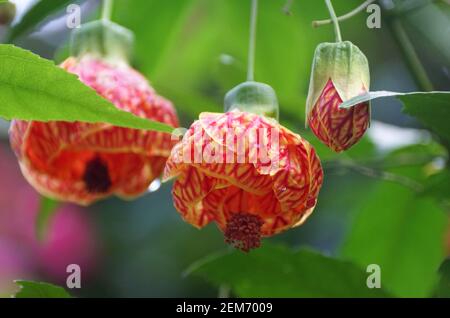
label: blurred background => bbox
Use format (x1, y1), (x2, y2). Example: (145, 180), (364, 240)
(0, 0), (449, 297)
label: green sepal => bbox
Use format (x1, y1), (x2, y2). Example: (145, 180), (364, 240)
(305, 41), (370, 126)
(224, 81), (279, 120)
(70, 20), (134, 63)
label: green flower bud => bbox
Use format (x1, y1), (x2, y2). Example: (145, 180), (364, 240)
(0, 2), (16, 26)
(306, 41), (371, 152)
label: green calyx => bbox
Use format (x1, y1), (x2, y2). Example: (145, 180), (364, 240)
(70, 20), (134, 63)
(305, 41), (370, 123)
(224, 81), (279, 120)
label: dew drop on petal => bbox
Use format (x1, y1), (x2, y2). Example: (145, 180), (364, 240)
(148, 178), (161, 193)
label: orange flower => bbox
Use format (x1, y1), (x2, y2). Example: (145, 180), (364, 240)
(164, 110), (323, 251)
(10, 57), (178, 205)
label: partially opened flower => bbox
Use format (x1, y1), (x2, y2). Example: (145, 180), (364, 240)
(9, 20), (178, 205)
(164, 82), (323, 252)
(306, 41), (370, 152)
(164, 0), (323, 251)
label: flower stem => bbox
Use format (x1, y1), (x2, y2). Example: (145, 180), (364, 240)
(102, 0), (114, 21)
(218, 285), (231, 298)
(324, 0), (342, 42)
(313, 0), (375, 27)
(389, 18), (434, 91)
(323, 160), (424, 192)
(247, 0), (258, 82)
(282, 0), (294, 15)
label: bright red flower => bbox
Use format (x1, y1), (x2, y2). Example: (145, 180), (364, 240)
(164, 110), (323, 252)
(10, 57), (178, 205)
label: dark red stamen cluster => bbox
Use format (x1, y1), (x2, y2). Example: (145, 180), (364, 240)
(224, 213), (264, 252)
(83, 156), (112, 193)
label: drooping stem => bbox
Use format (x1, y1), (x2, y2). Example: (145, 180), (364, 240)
(313, 0), (375, 27)
(323, 160), (424, 192)
(282, 0), (294, 15)
(247, 0), (258, 82)
(324, 0), (342, 42)
(389, 18), (434, 91)
(102, 0), (114, 21)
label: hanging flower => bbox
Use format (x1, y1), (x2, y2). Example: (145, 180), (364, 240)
(306, 41), (370, 152)
(164, 110), (323, 252)
(9, 21), (178, 205)
(164, 0), (323, 251)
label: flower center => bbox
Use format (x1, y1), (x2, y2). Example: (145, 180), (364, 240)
(83, 156), (112, 193)
(224, 213), (264, 252)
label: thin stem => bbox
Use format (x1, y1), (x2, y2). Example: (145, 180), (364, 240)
(389, 18), (434, 91)
(102, 0), (114, 21)
(247, 0), (258, 82)
(324, 160), (424, 192)
(324, 0), (342, 42)
(313, 0), (375, 27)
(282, 0), (294, 15)
(218, 285), (231, 298)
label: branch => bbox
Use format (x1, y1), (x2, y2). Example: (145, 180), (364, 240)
(282, 0), (294, 15)
(324, 160), (424, 192)
(312, 0), (375, 27)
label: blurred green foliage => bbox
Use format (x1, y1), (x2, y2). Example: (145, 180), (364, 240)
(14, 280), (72, 298)
(435, 259), (450, 298)
(187, 243), (391, 297)
(340, 146), (448, 297)
(8, 0), (72, 41)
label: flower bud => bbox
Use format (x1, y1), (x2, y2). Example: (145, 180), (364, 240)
(306, 41), (371, 152)
(0, 2), (16, 26)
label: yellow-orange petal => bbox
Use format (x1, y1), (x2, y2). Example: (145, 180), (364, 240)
(165, 110), (324, 245)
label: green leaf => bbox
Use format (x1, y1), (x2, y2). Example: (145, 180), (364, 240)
(36, 196), (59, 242)
(339, 91), (450, 140)
(422, 170), (450, 200)
(8, 0), (73, 42)
(339, 91), (450, 109)
(400, 93), (450, 140)
(186, 244), (390, 297)
(435, 259), (450, 298)
(13, 280), (72, 298)
(340, 161), (447, 297)
(0, 44), (173, 133)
